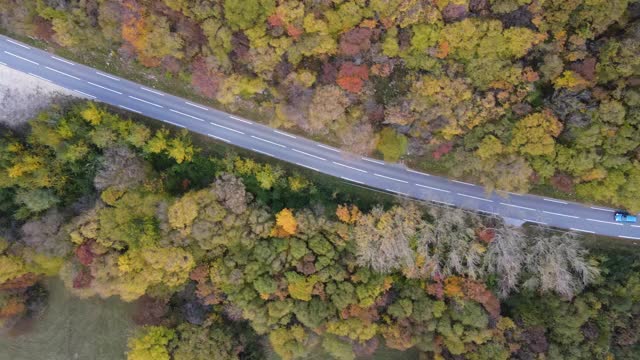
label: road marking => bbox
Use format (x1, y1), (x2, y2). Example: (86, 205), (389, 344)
(210, 122), (245, 134)
(483, 211), (500, 216)
(407, 168), (430, 176)
(0, 61), (6, 66)
(96, 71), (120, 81)
(28, 73), (51, 83)
(632, 225), (640, 228)
(229, 115), (252, 124)
(501, 203), (535, 211)
(296, 163), (319, 172)
(362, 157), (384, 165)
(129, 96), (163, 108)
(292, 148), (326, 161)
(140, 87), (164, 96)
(169, 108), (204, 122)
(586, 218), (622, 226)
(6, 39), (30, 49)
(524, 219), (547, 225)
(185, 101), (208, 110)
(207, 133), (230, 143)
(333, 162), (367, 173)
(415, 184), (450, 193)
(73, 89), (96, 99)
(163, 120), (185, 128)
(318, 144), (340, 152)
(340, 176), (364, 185)
(457, 193), (493, 202)
(620, 235), (640, 240)
(252, 148), (275, 157)
(275, 130), (296, 139)
(118, 105), (141, 114)
(544, 198), (568, 204)
(543, 211), (579, 219)
(386, 189), (409, 196)
(374, 173), (408, 183)
(431, 200), (454, 206)
(251, 135), (285, 147)
(51, 56), (74, 65)
(590, 207), (612, 212)
(45, 66), (80, 80)
(452, 180), (474, 186)
(571, 228), (595, 234)
(4, 51), (38, 65)
(87, 81), (122, 94)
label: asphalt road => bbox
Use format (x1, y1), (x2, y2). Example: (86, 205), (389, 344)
(1, 35), (639, 241)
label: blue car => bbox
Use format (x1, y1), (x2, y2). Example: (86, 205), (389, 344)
(614, 211), (638, 223)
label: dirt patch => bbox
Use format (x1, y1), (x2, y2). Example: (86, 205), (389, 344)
(0, 65), (77, 128)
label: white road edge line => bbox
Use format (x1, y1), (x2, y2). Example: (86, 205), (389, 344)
(386, 189), (409, 196)
(632, 225), (640, 228)
(501, 203), (535, 211)
(543, 198), (568, 204)
(292, 149), (326, 161)
(96, 71), (120, 81)
(275, 130), (296, 139)
(296, 163), (319, 172)
(185, 102), (208, 110)
(211, 122), (245, 135)
(4, 51), (38, 65)
(586, 218), (622, 226)
(229, 115), (252, 124)
(0, 61), (6, 66)
(169, 108), (204, 122)
(252, 148), (275, 157)
(620, 235), (640, 240)
(163, 120), (185, 128)
(407, 168), (430, 176)
(543, 211), (579, 219)
(374, 173), (408, 183)
(87, 81), (122, 94)
(362, 158), (384, 165)
(141, 87), (164, 96)
(415, 184), (450, 193)
(340, 176), (364, 185)
(318, 144), (340, 152)
(432, 200), (454, 206)
(129, 96), (163, 108)
(251, 135), (285, 147)
(207, 133), (230, 143)
(452, 180), (475, 186)
(51, 56), (74, 65)
(6, 39), (30, 49)
(28, 73), (51, 83)
(590, 206), (612, 212)
(73, 89), (96, 99)
(571, 228), (595, 234)
(118, 105), (141, 114)
(333, 162), (367, 173)
(458, 193), (493, 202)
(45, 66), (80, 80)
(524, 219), (547, 225)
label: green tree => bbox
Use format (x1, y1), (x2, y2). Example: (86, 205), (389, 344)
(127, 326), (175, 360)
(376, 128), (407, 162)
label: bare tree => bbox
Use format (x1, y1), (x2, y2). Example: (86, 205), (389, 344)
(94, 146), (147, 191)
(482, 225), (527, 297)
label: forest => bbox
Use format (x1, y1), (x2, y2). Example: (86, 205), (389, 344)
(1, 0), (639, 210)
(0, 101), (639, 359)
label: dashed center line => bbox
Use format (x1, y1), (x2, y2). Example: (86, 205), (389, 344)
(210, 122), (245, 135)
(6, 39), (30, 49)
(45, 66), (80, 80)
(96, 71), (120, 81)
(590, 207), (612, 212)
(129, 96), (163, 108)
(362, 158), (384, 165)
(501, 203), (535, 211)
(543, 198), (568, 204)
(452, 180), (475, 186)
(407, 168), (430, 176)
(318, 144), (340, 152)
(632, 225), (640, 228)
(543, 211), (579, 219)
(586, 218), (622, 226)
(140, 87), (164, 96)
(28, 73), (51, 83)
(458, 193), (493, 202)
(169, 108), (204, 122)
(73, 89), (96, 99)
(571, 228), (595, 234)
(275, 130), (296, 139)
(186, 102), (208, 110)
(4, 51), (38, 65)
(51, 56), (74, 65)
(374, 173), (408, 183)
(118, 105), (141, 114)
(229, 115), (252, 124)
(251, 135), (285, 147)
(87, 81), (122, 94)
(207, 133), (230, 143)
(386, 189), (409, 196)
(0, 61), (6, 66)
(296, 163), (319, 172)
(292, 149), (326, 161)
(340, 176), (364, 185)
(415, 184), (450, 193)
(333, 162), (367, 173)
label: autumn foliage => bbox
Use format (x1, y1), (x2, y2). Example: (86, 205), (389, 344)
(336, 62), (369, 93)
(271, 208), (297, 237)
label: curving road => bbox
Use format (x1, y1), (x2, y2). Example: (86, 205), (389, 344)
(1, 35), (639, 241)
